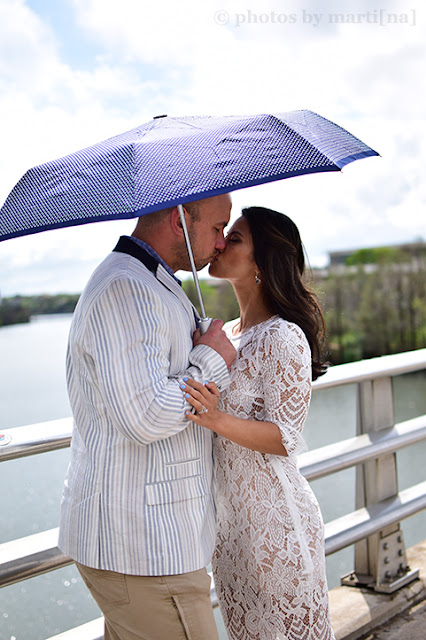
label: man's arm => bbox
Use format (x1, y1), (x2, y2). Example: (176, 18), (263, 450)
(85, 277), (231, 445)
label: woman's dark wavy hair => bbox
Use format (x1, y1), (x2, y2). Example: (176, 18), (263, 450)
(242, 206), (327, 380)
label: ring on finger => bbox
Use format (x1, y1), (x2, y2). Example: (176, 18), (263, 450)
(198, 407), (208, 415)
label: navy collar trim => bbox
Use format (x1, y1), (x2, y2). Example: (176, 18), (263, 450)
(113, 236), (164, 278)
(113, 236), (200, 324)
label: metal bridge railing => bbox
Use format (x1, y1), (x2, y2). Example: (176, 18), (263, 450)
(1, 348), (425, 639)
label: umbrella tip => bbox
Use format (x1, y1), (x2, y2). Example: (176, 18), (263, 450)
(153, 114), (168, 119)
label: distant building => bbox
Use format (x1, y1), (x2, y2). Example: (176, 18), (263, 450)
(328, 240), (425, 268)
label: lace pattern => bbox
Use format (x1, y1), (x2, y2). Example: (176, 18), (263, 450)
(212, 316), (335, 640)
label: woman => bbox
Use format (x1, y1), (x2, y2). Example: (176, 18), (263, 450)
(181, 206), (335, 640)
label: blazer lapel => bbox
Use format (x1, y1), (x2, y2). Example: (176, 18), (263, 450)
(113, 236), (200, 329)
(156, 265), (200, 329)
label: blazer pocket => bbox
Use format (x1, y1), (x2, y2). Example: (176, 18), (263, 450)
(163, 457), (202, 480)
(145, 475), (206, 506)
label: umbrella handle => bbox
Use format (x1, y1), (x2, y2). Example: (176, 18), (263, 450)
(199, 317), (212, 334)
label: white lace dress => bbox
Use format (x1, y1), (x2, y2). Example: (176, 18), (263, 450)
(212, 316), (335, 640)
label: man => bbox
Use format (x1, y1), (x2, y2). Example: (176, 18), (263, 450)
(58, 193), (236, 640)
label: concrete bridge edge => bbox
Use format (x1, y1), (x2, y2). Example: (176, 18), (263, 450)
(330, 539), (426, 639)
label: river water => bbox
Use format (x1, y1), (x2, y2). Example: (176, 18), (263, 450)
(0, 315), (425, 640)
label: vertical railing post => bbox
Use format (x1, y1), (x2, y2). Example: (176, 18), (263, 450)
(341, 376), (419, 592)
(355, 377), (398, 579)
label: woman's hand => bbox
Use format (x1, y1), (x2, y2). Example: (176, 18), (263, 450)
(180, 378), (287, 455)
(180, 378), (222, 429)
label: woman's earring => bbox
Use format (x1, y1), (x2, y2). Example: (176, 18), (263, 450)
(255, 271), (261, 285)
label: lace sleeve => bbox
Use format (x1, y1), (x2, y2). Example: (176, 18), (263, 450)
(259, 320), (312, 455)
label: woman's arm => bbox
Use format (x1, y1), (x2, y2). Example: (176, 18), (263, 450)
(181, 378), (287, 456)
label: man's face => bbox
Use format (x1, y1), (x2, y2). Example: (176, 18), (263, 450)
(182, 193), (232, 271)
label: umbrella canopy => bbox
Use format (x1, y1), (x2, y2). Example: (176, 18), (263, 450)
(0, 110), (378, 242)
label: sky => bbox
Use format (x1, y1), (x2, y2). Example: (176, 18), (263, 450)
(0, 0), (424, 296)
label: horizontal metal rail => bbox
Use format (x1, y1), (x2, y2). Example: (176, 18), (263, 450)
(1, 415), (425, 589)
(43, 479), (426, 640)
(1, 348), (425, 464)
(298, 415), (426, 481)
(0, 417), (72, 462)
(325, 481), (426, 555)
(0, 348), (424, 640)
(2, 479), (426, 589)
(312, 347), (426, 390)
(0, 528), (72, 588)
(48, 618), (103, 640)
(1, 413), (424, 478)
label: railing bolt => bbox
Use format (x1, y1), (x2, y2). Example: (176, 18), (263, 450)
(384, 557), (390, 564)
(383, 542), (388, 550)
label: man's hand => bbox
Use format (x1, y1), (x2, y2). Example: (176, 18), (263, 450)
(193, 318), (236, 369)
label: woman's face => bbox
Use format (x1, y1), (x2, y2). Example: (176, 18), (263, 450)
(209, 216), (257, 282)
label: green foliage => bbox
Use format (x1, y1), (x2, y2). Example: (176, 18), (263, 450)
(0, 294), (79, 326)
(182, 279), (239, 323)
(326, 330), (364, 364)
(320, 250), (426, 364)
(26, 294), (80, 315)
(0, 296), (31, 326)
(345, 247), (411, 266)
(2, 252), (425, 366)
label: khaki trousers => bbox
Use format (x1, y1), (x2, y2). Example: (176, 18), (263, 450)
(76, 563), (219, 640)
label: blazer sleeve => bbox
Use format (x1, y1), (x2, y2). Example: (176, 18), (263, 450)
(84, 275), (230, 445)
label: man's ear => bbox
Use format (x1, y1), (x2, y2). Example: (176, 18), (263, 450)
(170, 206), (186, 237)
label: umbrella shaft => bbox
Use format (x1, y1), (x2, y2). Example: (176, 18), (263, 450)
(177, 205), (207, 320)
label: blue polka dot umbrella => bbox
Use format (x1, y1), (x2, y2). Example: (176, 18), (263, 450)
(0, 110), (378, 242)
(0, 110), (378, 328)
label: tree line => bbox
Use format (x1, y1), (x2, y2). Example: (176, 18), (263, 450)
(1, 245), (424, 365)
(316, 246), (425, 364)
(0, 294), (79, 327)
(183, 245), (426, 365)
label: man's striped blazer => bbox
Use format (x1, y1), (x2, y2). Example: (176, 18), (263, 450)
(58, 237), (231, 576)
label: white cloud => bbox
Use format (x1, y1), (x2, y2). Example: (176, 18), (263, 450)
(0, 0), (424, 295)
(0, 0), (58, 87)
(69, 0), (236, 66)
